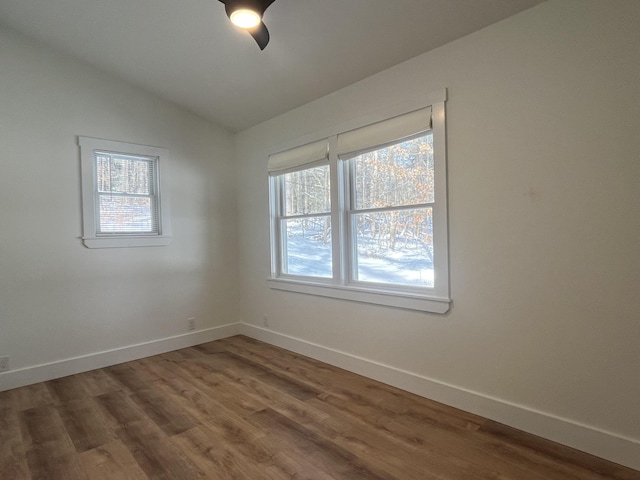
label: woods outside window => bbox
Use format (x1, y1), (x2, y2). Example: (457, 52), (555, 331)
(268, 90), (450, 313)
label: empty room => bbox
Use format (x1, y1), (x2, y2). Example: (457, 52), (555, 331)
(0, 0), (638, 478)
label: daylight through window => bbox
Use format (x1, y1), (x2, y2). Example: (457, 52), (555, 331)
(95, 151), (158, 234)
(268, 91), (450, 313)
(79, 137), (172, 248)
(280, 165), (333, 278)
(346, 132), (434, 288)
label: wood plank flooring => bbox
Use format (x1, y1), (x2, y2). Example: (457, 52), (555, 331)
(1, 335), (638, 480)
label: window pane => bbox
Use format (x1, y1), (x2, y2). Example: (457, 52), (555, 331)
(96, 153), (152, 195)
(282, 217), (332, 278)
(98, 195), (154, 233)
(352, 133), (433, 209)
(283, 165), (330, 216)
(353, 208), (433, 287)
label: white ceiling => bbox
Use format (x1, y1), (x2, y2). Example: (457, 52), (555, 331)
(0, 0), (545, 132)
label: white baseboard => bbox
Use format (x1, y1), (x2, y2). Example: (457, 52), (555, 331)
(238, 323), (640, 471)
(0, 323), (241, 392)
(2, 321), (637, 471)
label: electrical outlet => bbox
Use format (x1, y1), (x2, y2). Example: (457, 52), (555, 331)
(262, 315), (269, 328)
(187, 318), (196, 331)
(0, 356), (9, 372)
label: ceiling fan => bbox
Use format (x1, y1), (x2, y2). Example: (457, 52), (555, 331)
(218, 0), (277, 50)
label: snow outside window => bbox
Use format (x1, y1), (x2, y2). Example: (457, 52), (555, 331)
(79, 137), (172, 248)
(345, 132), (435, 289)
(279, 165), (333, 278)
(268, 90), (450, 313)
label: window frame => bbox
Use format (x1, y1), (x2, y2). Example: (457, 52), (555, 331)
(268, 90), (450, 314)
(343, 131), (436, 292)
(79, 136), (172, 248)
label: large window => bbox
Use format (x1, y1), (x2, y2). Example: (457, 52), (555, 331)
(268, 91), (449, 313)
(79, 137), (172, 248)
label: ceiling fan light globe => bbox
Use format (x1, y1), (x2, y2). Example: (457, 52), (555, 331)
(230, 8), (261, 29)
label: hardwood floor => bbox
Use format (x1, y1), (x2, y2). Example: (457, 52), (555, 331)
(1, 335), (638, 480)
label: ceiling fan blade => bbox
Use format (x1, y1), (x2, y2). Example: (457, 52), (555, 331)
(249, 21), (270, 50)
(217, 0), (275, 50)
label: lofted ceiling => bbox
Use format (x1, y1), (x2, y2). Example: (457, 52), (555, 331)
(0, 0), (545, 132)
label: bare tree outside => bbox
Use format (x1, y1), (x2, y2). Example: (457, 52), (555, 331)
(279, 133), (435, 287)
(95, 152), (156, 233)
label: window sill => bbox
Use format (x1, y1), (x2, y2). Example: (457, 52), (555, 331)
(83, 235), (172, 249)
(267, 278), (451, 314)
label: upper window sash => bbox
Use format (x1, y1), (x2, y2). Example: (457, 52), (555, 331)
(342, 130), (435, 211)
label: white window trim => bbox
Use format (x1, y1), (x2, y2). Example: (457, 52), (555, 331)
(267, 89), (450, 313)
(79, 136), (172, 248)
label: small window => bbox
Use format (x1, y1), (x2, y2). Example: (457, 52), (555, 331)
(79, 137), (172, 248)
(268, 90), (450, 313)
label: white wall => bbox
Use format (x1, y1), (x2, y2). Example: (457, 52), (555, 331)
(235, 0), (640, 468)
(0, 26), (238, 381)
(0, 0), (638, 470)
